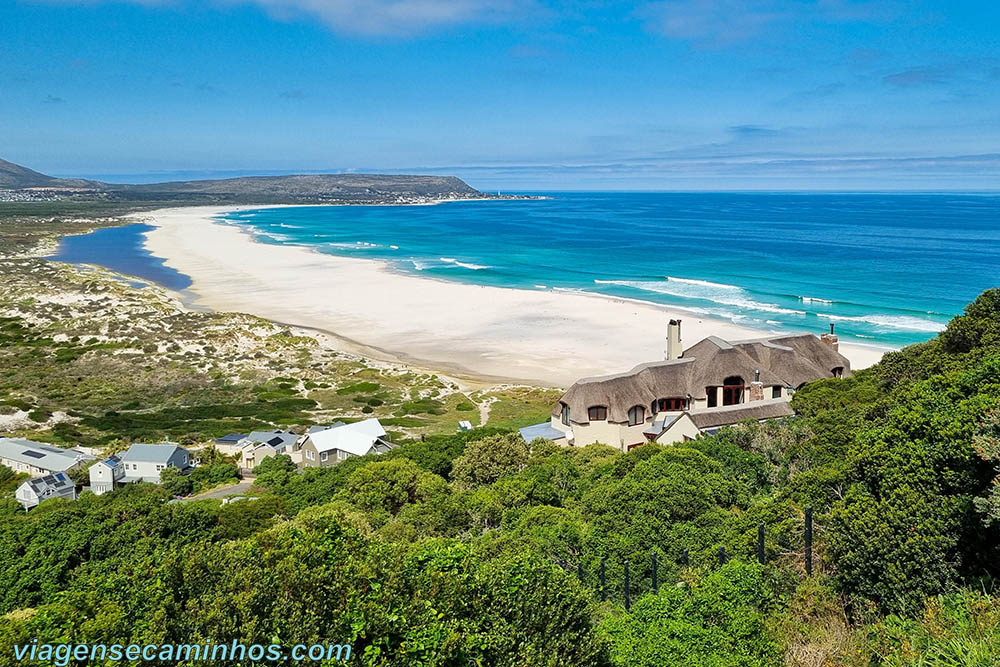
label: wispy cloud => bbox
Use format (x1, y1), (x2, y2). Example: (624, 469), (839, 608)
(638, 0), (901, 45)
(43, 94), (66, 104)
(883, 65), (953, 87)
(52, 0), (537, 35)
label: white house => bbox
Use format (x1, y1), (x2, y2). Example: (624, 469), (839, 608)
(296, 419), (393, 468)
(119, 443), (192, 484)
(0, 438), (93, 477)
(16, 472), (77, 510)
(88, 455), (125, 495)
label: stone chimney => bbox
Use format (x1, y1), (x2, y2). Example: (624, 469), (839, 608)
(666, 319), (682, 360)
(749, 368), (765, 401)
(820, 322), (839, 352)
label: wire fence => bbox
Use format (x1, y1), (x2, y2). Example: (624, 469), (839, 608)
(580, 507), (815, 611)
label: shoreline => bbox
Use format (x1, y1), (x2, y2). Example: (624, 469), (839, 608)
(134, 206), (889, 387)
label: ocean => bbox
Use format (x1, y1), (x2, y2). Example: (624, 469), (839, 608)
(49, 192), (1000, 351)
(220, 192), (1000, 350)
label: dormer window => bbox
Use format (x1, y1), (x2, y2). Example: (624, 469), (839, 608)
(587, 406), (607, 421)
(832, 366), (844, 378)
(655, 398), (686, 412)
(627, 406), (645, 426)
(561, 403), (570, 426)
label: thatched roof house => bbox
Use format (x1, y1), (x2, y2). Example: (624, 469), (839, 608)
(526, 325), (851, 450)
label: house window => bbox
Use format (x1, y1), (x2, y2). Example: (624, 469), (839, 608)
(655, 397), (686, 412)
(772, 386), (782, 399)
(627, 406), (645, 426)
(321, 452), (328, 462)
(722, 376), (745, 406)
(156, 465), (164, 471)
(561, 403), (570, 426)
(338, 451), (347, 460)
(587, 406), (607, 421)
(832, 366), (844, 378)
(707, 388), (717, 408)
(306, 450), (315, 461)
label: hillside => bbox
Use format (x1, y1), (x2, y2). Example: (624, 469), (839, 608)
(0, 158), (57, 188)
(0, 157), (488, 203)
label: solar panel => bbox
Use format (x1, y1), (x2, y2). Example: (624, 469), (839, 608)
(21, 450), (46, 459)
(267, 437), (283, 447)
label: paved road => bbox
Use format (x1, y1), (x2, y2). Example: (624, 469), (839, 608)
(180, 480), (255, 502)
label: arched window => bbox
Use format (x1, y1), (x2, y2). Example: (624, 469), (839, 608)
(561, 403), (570, 426)
(627, 405), (645, 426)
(722, 376), (745, 406)
(588, 406), (607, 421)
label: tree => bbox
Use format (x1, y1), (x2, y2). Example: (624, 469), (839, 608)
(160, 467), (192, 497)
(940, 288), (1000, 354)
(452, 433), (529, 488)
(600, 561), (783, 667)
(341, 458), (449, 525)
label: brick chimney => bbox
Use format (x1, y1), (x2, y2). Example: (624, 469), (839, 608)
(749, 368), (765, 401)
(666, 319), (682, 360)
(820, 322), (839, 352)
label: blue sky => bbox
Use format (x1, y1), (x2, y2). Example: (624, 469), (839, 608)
(2, 0), (999, 190)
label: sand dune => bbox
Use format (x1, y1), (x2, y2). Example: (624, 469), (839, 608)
(139, 206), (888, 387)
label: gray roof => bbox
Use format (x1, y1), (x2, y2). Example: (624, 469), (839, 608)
(95, 455), (122, 469)
(120, 443), (186, 464)
(555, 333), (849, 423)
(215, 433), (248, 444)
(518, 423), (569, 443)
(243, 430), (298, 450)
(687, 398), (795, 430)
(307, 422), (346, 434)
(643, 414), (682, 437)
(0, 438), (92, 471)
(24, 472), (73, 495)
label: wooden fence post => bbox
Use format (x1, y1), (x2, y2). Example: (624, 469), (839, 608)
(624, 560), (631, 611)
(600, 555), (607, 601)
(757, 523), (766, 565)
(805, 507), (813, 575)
(652, 551), (658, 595)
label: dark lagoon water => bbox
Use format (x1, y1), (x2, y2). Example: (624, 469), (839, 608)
(48, 223), (192, 291)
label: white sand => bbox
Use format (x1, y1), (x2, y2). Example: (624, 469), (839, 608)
(138, 206), (888, 387)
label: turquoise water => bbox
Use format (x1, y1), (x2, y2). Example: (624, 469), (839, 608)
(221, 192), (1000, 350)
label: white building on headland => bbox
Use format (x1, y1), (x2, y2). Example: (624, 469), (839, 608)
(520, 320), (850, 451)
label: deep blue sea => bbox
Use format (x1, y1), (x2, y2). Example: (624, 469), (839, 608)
(220, 192), (1000, 349)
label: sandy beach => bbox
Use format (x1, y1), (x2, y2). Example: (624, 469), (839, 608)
(138, 206), (888, 387)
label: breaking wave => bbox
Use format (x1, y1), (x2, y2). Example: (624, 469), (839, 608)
(819, 313), (946, 333)
(594, 279), (807, 316)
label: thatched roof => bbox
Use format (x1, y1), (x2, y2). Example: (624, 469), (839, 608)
(554, 333), (849, 423)
(687, 398), (795, 429)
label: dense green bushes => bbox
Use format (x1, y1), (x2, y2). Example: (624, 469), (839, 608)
(4, 289), (1000, 664)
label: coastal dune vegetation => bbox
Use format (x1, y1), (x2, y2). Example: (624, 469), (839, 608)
(0, 206), (998, 665)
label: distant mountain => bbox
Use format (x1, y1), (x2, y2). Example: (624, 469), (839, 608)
(0, 157), (488, 204)
(0, 158), (101, 190)
(0, 158), (57, 188)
